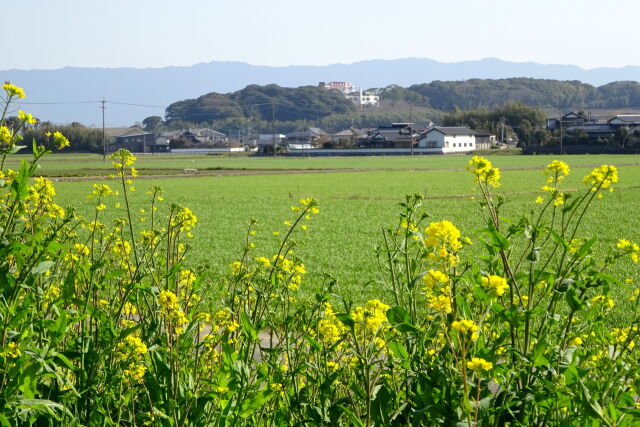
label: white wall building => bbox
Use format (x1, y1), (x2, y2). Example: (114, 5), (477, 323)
(417, 127), (476, 153)
(319, 81), (379, 107)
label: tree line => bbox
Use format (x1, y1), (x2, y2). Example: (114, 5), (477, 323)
(11, 78), (640, 152)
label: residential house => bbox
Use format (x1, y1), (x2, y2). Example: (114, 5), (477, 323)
(176, 128), (227, 145)
(473, 129), (497, 150)
(566, 124), (617, 140)
(417, 127), (476, 153)
(331, 128), (369, 147)
(547, 111), (592, 130)
(106, 126), (167, 153)
(286, 127), (328, 147)
(607, 115), (640, 126)
(366, 123), (416, 148)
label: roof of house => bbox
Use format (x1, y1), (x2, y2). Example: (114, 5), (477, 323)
(104, 126), (145, 138)
(608, 115), (640, 124)
(192, 128), (226, 137)
(307, 127), (327, 135)
(562, 112), (587, 120)
(473, 129), (495, 137)
(409, 122), (434, 132)
(334, 129), (368, 138)
(425, 127), (476, 136)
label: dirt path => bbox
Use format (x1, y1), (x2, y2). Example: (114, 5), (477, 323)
(44, 162), (640, 183)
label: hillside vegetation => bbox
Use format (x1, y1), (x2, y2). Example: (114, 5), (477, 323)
(153, 78), (640, 134)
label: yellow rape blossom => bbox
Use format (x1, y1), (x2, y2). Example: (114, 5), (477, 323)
(582, 164), (618, 191)
(467, 357), (493, 372)
(1, 342), (21, 359)
(423, 269), (449, 289)
(18, 110), (36, 124)
(2, 82), (26, 98)
(481, 275), (509, 297)
(468, 156), (501, 187)
(0, 126), (12, 146)
(545, 160), (570, 183)
(452, 319), (480, 340)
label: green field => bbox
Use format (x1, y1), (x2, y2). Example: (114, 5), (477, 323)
(5, 151), (640, 176)
(38, 153), (640, 303)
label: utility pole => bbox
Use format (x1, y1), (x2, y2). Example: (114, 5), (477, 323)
(271, 101), (276, 158)
(101, 99), (106, 161)
(559, 113), (563, 155)
(409, 105), (414, 156)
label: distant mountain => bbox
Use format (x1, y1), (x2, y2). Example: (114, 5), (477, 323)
(3, 58), (640, 126)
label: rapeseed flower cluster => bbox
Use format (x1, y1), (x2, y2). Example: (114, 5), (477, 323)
(318, 302), (346, 345)
(0, 126), (11, 147)
(611, 326), (637, 348)
(545, 160), (570, 183)
(424, 220), (463, 267)
(158, 290), (189, 334)
(467, 156), (501, 187)
(2, 82), (26, 99)
(617, 239), (640, 263)
(25, 177), (66, 220)
(422, 269), (453, 314)
(352, 299), (390, 336)
(229, 261), (246, 277)
(0, 342), (21, 359)
(171, 206), (197, 234)
(466, 357), (493, 372)
(45, 131), (70, 149)
(422, 269), (449, 289)
(424, 220), (462, 250)
(110, 149), (137, 179)
(428, 295), (453, 314)
(17, 110), (36, 125)
(208, 308), (239, 335)
(582, 164), (618, 191)
(481, 274), (509, 297)
(116, 335), (148, 384)
(452, 319), (480, 340)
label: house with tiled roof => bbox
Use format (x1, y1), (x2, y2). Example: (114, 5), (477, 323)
(417, 127), (476, 153)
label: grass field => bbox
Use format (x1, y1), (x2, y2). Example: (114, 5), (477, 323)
(39, 152), (640, 305)
(4, 151), (640, 177)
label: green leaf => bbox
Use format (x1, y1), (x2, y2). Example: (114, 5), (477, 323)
(17, 363), (41, 399)
(50, 310), (68, 340)
(486, 221), (510, 250)
(575, 237), (596, 260)
(32, 261), (54, 275)
(337, 405), (365, 427)
(305, 335), (322, 352)
(336, 313), (355, 329)
(386, 306), (410, 325)
(240, 390), (273, 418)
(549, 229), (570, 251)
(9, 145), (26, 155)
(387, 341), (409, 361)
(565, 289), (584, 311)
(240, 312), (257, 341)
(10, 159), (30, 200)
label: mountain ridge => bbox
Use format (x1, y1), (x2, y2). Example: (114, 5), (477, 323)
(3, 57), (640, 126)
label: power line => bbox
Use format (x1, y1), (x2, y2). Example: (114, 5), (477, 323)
(18, 100), (101, 105)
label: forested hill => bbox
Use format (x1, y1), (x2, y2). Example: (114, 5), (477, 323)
(383, 78), (640, 110)
(165, 79), (640, 125)
(165, 84), (356, 123)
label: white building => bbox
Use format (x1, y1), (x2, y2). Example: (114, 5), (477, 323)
(319, 81), (379, 107)
(417, 127), (476, 153)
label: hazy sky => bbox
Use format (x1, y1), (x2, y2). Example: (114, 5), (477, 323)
(3, 0), (639, 70)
